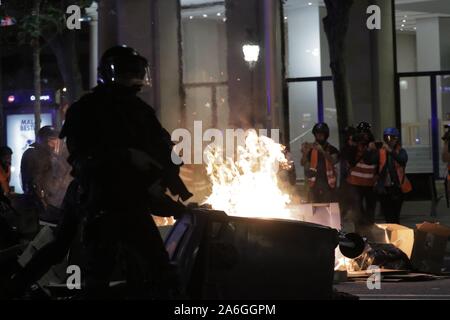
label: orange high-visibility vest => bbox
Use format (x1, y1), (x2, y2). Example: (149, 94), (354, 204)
(0, 165), (11, 194)
(379, 147), (412, 194)
(347, 150), (377, 187)
(308, 148), (337, 189)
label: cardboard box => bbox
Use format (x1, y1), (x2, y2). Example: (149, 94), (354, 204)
(295, 203), (341, 230)
(364, 224), (390, 244)
(411, 222), (450, 274)
(376, 224), (415, 258)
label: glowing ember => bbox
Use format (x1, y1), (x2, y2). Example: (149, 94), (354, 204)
(152, 216), (175, 226)
(335, 257), (350, 272)
(204, 130), (292, 219)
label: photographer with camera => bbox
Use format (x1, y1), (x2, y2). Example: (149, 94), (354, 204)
(301, 123), (339, 203)
(376, 128), (411, 224)
(343, 122), (379, 230)
(441, 125), (450, 207)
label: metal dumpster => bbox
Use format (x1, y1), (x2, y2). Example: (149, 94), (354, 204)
(165, 209), (341, 300)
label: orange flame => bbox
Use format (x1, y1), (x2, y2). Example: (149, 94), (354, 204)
(204, 130), (293, 219)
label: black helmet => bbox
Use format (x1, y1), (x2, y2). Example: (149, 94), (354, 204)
(356, 121), (372, 133)
(97, 45), (151, 87)
(0, 146), (12, 157)
(312, 122), (330, 139)
(343, 125), (356, 138)
(36, 126), (59, 145)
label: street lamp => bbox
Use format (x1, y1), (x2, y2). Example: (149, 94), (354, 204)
(242, 42), (260, 126)
(242, 44), (260, 69)
(84, 1), (98, 89)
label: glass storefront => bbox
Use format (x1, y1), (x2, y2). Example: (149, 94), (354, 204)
(180, 0), (229, 131)
(283, 0), (337, 180)
(399, 75), (433, 173)
(395, 0), (450, 177)
(176, 0), (450, 180)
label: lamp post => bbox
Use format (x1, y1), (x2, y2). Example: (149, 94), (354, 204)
(242, 43), (260, 127)
(85, 1), (98, 89)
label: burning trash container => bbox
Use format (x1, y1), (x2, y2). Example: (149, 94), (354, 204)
(165, 209), (363, 300)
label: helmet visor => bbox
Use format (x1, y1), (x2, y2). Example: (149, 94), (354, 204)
(99, 55), (152, 87)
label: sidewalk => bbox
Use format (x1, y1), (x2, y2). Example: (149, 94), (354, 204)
(296, 182), (450, 228)
(383, 182), (450, 228)
(396, 200), (450, 228)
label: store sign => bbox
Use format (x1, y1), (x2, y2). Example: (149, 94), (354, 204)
(0, 16), (16, 27)
(6, 114), (52, 194)
(30, 95), (51, 102)
(4, 91), (55, 106)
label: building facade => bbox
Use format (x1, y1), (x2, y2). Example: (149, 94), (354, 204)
(97, 0), (450, 181)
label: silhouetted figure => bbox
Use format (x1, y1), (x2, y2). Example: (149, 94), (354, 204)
(3, 45), (191, 300)
(21, 126), (71, 224)
(0, 146), (18, 249)
(0, 146), (13, 195)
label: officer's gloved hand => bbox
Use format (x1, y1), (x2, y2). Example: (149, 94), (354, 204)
(148, 180), (165, 199)
(148, 180), (188, 219)
(128, 148), (162, 175)
(150, 195), (187, 220)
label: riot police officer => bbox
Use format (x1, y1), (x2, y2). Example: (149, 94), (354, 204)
(63, 45), (192, 298)
(4, 45), (191, 299)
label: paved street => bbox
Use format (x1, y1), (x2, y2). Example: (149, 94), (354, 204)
(395, 182), (450, 227)
(335, 279), (450, 300)
(158, 186), (450, 300)
(336, 182), (450, 300)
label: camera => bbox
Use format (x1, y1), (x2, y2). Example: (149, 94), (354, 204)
(352, 132), (375, 146)
(442, 124), (450, 142)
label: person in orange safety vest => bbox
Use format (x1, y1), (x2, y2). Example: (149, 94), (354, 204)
(376, 127), (411, 224)
(0, 147), (13, 195)
(301, 122), (339, 203)
(344, 122), (379, 228)
(442, 125), (450, 207)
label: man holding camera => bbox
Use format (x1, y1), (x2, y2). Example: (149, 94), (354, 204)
(441, 125), (450, 206)
(376, 128), (411, 224)
(301, 122), (339, 203)
(343, 122), (379, 229)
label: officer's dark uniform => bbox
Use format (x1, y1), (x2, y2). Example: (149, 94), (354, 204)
(62, 86), (176, 296)
(61, 47), (189, 298)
